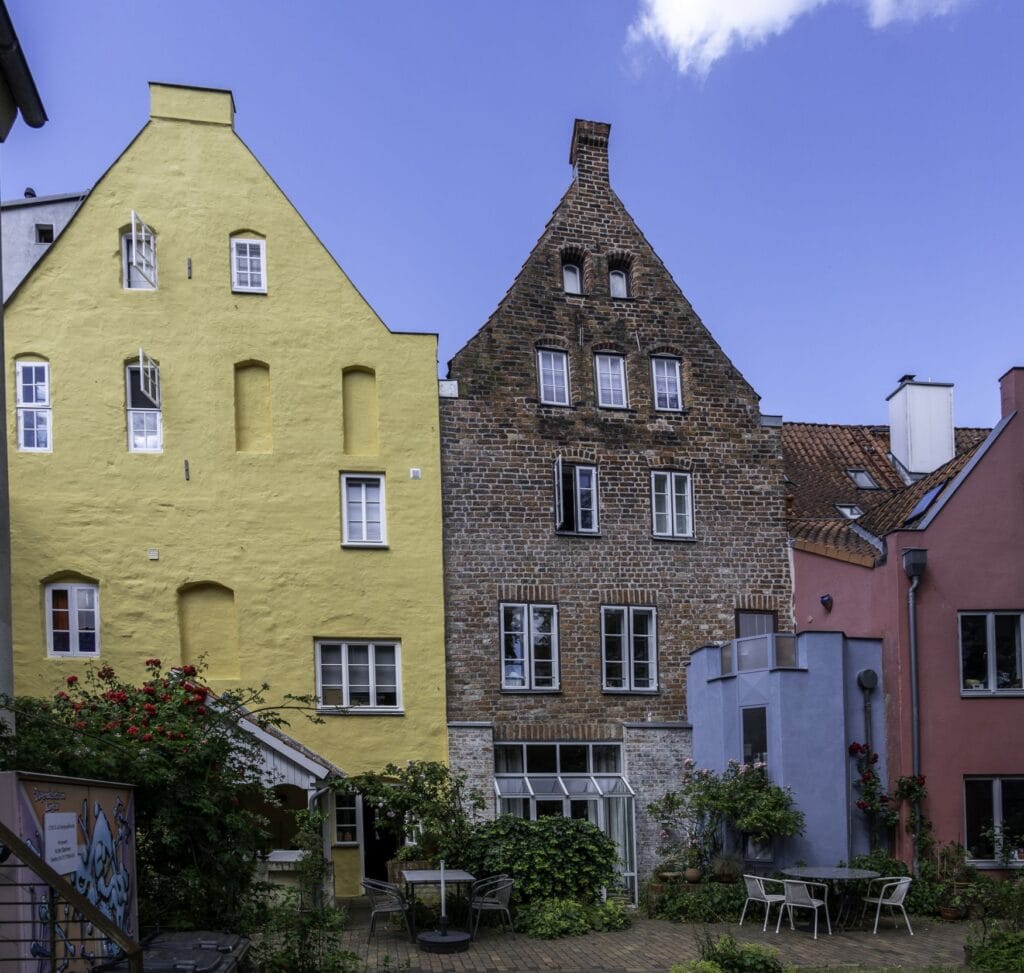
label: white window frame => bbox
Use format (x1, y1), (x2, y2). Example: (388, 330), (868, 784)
(562, 262), (581, 295)
(45, 583), (99, 657)
(334, 793), (362, 846)
(15, 361), (52, 453)
(847, 468), (879, 489)
(126, 350), (163, 453)
(537, 349), (570, 406)
(122, 212), (156, 289)
(601, 606), (658, 692)
(836, 504), (863, 519)
(500, 602), (559, 691)
(341, 474), (387, 546)
(964, 776), (1024, 865)
(554, 456), (599, 534)
(315, 639), (402, 712)
(609, 268), (629, 299)
(651, 356), (682, 412)
(595, 354), (628, 409)
(231, 237), (267, 293)
(651, 471), (694, 539)
(959, 611), (1023, 695)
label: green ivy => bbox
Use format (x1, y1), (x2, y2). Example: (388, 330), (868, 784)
(460, 815), (619, 907)
(648, 879), (746, 922)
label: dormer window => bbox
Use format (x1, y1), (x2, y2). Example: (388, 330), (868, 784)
(562, 262), (581, 295)
(609, 268), (629, 299)
(122, 211), (156, 290)
(847, 469), (879, 490)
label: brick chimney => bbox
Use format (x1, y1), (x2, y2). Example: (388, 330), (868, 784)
(1000, 366), (1024, 418)
(570, 119), (611, 188)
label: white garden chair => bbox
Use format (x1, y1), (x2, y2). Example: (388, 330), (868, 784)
(739, 874), (786, 932)
(776, 879), (832, 939)
(861, 876), (913, 935)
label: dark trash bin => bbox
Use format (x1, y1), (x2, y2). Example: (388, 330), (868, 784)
(98, 931), (249, 973)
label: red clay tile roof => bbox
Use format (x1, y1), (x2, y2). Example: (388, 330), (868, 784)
(782, 423), (989, 564)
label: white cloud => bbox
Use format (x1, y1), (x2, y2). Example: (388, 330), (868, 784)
(628, 0), (974, 77)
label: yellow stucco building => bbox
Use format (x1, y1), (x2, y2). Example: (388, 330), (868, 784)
(3, 83), (447, 895)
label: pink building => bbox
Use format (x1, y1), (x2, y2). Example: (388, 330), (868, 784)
(784, 367), (1024, 870)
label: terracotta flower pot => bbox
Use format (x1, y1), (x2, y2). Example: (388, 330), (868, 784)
(684, 867), (702, 883)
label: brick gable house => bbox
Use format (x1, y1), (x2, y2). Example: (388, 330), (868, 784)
(440, 120), (793, 893)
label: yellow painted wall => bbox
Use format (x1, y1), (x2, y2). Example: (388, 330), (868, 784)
(4, 84), (448, 896)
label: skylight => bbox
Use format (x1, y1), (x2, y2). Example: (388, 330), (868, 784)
(904, 481), (947, 525)
(836, 504), (863, 519)
(847, 469), (879, 490)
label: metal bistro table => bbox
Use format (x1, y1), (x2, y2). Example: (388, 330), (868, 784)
(782, 866), (879, 930)
(401, 868), (476, 938)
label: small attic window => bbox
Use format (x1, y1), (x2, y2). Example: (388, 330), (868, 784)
(35, 224), (54, 244)
(836, 504), (863, 519)
(847, 469), (879, 490)
(562, 262), (581, 295)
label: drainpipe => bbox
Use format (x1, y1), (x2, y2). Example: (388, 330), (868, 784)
(902, 548), (927, 878)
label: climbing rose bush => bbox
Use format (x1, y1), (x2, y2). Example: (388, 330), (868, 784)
(0, 659), (311, 931)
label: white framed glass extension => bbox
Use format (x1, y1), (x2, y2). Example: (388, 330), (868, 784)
(537, 348), (570, 406)
(494, 742), (636, 898)
(959, 612), (1023, 694)
(341, 474), (386, 546)
(594, 354), (627, 408)
(500, 602), (559, 690)
(315, 639), (401, 712)
(15, 361), (51, 452)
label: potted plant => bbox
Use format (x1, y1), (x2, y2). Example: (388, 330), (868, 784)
(938, 884), (966, 921)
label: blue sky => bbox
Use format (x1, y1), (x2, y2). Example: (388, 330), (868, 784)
(3, 0), (1021, 426)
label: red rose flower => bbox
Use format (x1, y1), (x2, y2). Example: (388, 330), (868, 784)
(127, 725), (139, 736)
(182, 665), (197, 677)
(196, 705), (207, 716)
(55, 691), (69, 700)
(141, 733), (153, 742)
(145, 658), (162, 668)
(144, 703), (157, 715)
(66, 675), (78, 685)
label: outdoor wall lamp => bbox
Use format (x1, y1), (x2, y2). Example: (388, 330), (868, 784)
(902, 548), (928, 580)
(820, 594), (833, 612)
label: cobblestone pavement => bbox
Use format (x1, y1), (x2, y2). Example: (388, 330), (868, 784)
(336, 900), (968, 973)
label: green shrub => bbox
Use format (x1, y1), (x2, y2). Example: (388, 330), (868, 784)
(969, 930), (1024, 971)
(697, 931), (784, 973)
(517, 898), (592, 938)
(588, 899), (633, 931)
(669, 962), (723, 973)
(461, 815), (619, 907)
(650, 879), (746, 922)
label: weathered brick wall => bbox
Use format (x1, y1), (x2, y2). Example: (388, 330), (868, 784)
(623, 723), (692, 878)
(441, 120), (793, 732)
(448, 722), (497, 820)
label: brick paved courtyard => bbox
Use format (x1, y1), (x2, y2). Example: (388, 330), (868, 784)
(336, 899), (969, 972)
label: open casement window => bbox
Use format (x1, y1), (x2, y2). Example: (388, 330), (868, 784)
(554, 456), (598, 534)
(537, 348), (569, 406)
(316, 640), (401, 711)
(123, 211), (156, 289)
(651, 357), (682, 411)
(500, 603), (559, 690)
(341, 474), (386, 545)
(15, 361), (51, 452)
(126, 349), (163, 452)
(595, 354), (627, 408)
(601, 606), (657, 691)
(46, 583), (99, 657)
(651, 471), (693, 539)
(231, 238), (267, 293)
(960, 612), (1023, 694)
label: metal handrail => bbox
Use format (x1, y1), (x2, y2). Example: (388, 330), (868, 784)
(0, 818), (142, 971)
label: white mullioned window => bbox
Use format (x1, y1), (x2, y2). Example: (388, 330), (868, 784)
(595, 354), (627, 408)
(122, 211), (157, 289)
(126, 349), (162, 453)
(15, 361), (51, 452)
(651, 357), (682, 411)
(46, 583), (99, 657)
(334, 793), (361, 845)
(500, 603), (559, 690)
(602, 606), (658, 691)
(342, 474), (386, 545)
(609, 268), (629, 299)
(651, 471), (693, 539)
(964, 777), (1024, 862)
(554, 456), (598, 534)
(959, 612), (1023, 694)
(537, 349), (570, 406)
(316, 640), (401, 710)
(231, 238), (267, 293)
